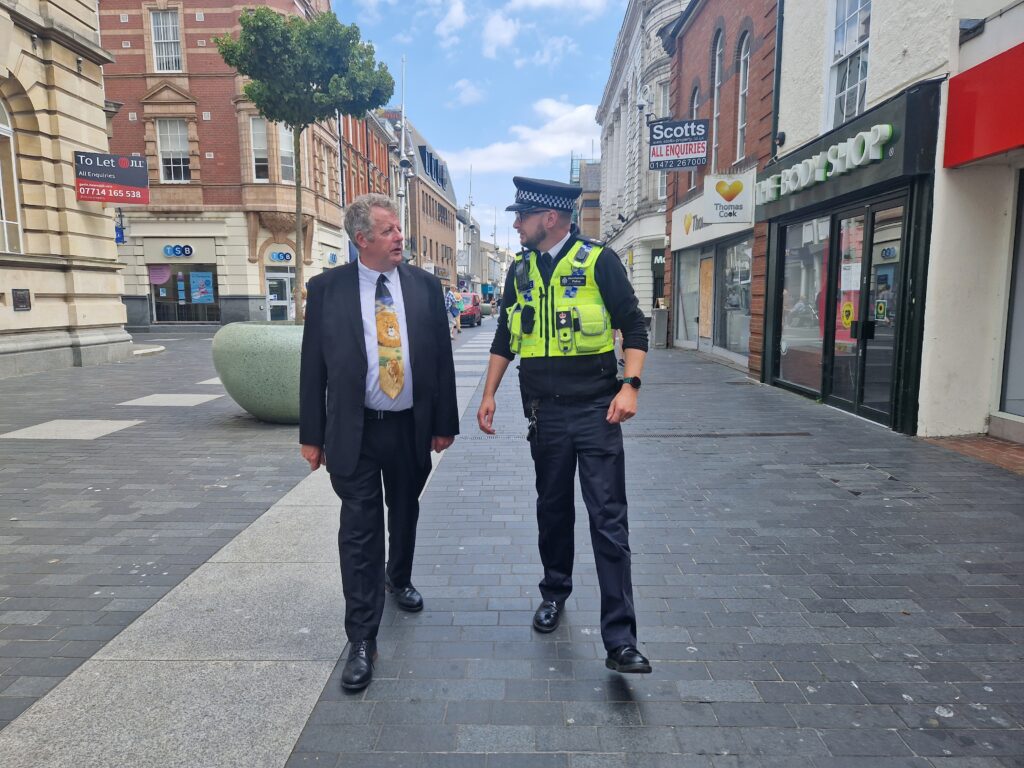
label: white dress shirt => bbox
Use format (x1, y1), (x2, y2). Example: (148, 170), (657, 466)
(358, 259), (414, 410)
(544, 230), (573, 263)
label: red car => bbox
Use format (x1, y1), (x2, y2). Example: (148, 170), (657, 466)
(459, 292), (482, 327)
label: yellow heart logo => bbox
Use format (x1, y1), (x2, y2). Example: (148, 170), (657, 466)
(715, 180), (743, 202)
(684, 213), (693, 234)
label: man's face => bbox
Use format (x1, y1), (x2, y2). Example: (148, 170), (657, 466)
(513, 208), (553, 251)
(357, 208), (404, 270)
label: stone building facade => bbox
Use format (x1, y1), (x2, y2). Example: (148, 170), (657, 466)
(0, 0), (132, 376)
(596, 0), (681, 319)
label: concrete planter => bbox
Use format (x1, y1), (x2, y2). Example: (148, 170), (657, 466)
(211, 321), (302, 424)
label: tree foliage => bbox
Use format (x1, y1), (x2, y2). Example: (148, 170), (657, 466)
(216, 8), (393, 322)
(216, 7), (394, 132)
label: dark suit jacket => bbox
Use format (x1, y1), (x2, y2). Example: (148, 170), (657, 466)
(299, 261), (459, 477)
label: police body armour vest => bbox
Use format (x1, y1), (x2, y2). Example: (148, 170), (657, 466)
(506, 240), (615, 358)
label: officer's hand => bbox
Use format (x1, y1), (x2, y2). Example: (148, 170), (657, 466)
(477, 395), (497, 435)
(606, 388), (638, 424)
(432, 436), (455, 453)
(300, 444), (323, 471)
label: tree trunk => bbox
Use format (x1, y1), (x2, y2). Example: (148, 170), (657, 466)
(293, 124), (305, 324)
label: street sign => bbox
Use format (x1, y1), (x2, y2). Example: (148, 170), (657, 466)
(74, 152), (149, 205)
(649, 119), (709, 170)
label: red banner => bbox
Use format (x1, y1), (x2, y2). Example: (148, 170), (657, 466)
(76, 180), (149, 204)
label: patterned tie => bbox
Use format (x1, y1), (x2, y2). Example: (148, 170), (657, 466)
(375, 274), (404, 399)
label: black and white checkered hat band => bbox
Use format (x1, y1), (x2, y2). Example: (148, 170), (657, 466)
(516, 189), (573, 210)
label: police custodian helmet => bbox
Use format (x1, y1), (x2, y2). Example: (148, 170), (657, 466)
(506, 176), (583, 213)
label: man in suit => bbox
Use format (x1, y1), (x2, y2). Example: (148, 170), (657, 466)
(300, 193), (459, 691)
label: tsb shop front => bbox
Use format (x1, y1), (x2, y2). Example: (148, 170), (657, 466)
(143, 238), (220, 323)
(757, 81), (940, 434)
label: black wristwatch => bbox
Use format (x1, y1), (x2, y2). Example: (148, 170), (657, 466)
(621, 376), (642, 390)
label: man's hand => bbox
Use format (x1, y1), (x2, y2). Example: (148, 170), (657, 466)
(432, 436), (455, 453)
(606, 387), (638, 424)
(300, 444), (323, 471)
(477, 395), (497, 435)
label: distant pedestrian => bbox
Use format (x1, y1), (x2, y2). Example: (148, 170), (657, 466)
(299, 194), (459, 692)
(477, 176), (652, 674)
(444, 287), (459, 339)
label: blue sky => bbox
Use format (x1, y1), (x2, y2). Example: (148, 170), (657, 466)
(332, 0), (625, 249)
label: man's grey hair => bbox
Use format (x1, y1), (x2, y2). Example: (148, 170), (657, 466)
(345, 193), (399, 243)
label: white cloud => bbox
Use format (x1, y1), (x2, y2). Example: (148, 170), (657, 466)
(435, 0), (468, 48)
(505, 0), (609, 16)
(441, 98), (599, 173)
(482, 11), (520, 58)
(514, 35), (579, 69)
(352, 0), (398, 25)
(393, 31), (414, 44)
(449, 78), (484, 107)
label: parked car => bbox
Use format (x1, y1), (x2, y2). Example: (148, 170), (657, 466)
(459, 292), (482, 327)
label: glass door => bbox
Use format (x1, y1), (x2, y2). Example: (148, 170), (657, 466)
(824, 199), (907, 423)
(860, 203), (905, 420)
(266, 274), (292, 321)
(829, 212), (865, 405)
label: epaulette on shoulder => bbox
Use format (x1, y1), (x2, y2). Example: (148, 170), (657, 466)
(577, 235), (605, 247)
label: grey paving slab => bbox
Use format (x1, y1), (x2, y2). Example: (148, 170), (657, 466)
(93, 561), (345, 661)
(0, 660), (330, 768)
(211, 504), (338, 563)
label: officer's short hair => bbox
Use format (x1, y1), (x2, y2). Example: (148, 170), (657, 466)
(345, 193), (398, 243)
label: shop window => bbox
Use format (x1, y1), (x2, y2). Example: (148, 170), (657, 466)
(279, 124), (295, 182)
(830, 0), (871, 128)
(1002, 173), (1024, 417)
(710, 30), (724, 172)
(736, 33), (750, 162)
(674, 249), (700, 343)
(149, 264), (220, 322)
(717, 238), (752, 356)
(0, 101), (23, 254)
(157, 118), (191, 182)
(251, 117), (269, 181)
(778, 216), (830, 392)
(151, 10), (182, 72)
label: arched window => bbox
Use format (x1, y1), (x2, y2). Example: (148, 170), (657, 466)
(736, 33), (750, 162)
(0, 102), (22, 254)
(688, 87), (700, 191)
(710, 30), (724, 171)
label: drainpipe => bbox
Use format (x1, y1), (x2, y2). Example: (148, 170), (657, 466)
(770, 0), (785, 162)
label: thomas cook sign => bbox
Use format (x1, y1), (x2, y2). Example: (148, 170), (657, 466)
(74, 152), (150, 204)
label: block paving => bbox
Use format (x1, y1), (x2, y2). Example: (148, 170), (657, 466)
(0, 331), (1022, 767)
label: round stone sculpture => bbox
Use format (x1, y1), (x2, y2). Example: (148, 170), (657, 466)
(211, 321), (302, 424)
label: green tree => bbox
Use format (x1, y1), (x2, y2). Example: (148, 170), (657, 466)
(217, 7), (393, 322)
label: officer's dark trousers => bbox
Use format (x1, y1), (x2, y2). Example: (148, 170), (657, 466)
(330, 411), (429, 643)
(529, 395), (637, 651)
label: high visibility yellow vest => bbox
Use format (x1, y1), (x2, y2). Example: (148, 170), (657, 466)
(506, 240), (615, 358)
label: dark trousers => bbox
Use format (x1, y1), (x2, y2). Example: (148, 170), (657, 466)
(329, 411), (429, 643)
(528, 395), (637, 651)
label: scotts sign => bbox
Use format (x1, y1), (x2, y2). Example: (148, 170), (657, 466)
(649, 119), (710, 170)
(755, 124), (894, 205)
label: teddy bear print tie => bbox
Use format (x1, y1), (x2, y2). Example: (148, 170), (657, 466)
(375, 274), (404, 399)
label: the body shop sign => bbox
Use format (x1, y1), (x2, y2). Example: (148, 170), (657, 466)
(755, 124), (893, 205)
(74, 152), (149, 204)
(649, 119), (709, 170)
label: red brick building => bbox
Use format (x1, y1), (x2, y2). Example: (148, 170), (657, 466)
(101, 0), (349, 329)
(660, 0), (777, 378)
(341, 111), (396, 203)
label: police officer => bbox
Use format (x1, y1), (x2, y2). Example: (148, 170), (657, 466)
(477, 177), (651, 674)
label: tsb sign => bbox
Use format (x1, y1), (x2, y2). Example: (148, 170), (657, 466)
(163, 244), (193, 257)
(269, 251), (293, 262)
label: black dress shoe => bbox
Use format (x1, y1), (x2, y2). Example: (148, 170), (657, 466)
(341, 640), (377, 691)
(532, 600), (564, 633)
(385, 579), (423, 612)
(605, 645), (652, 674)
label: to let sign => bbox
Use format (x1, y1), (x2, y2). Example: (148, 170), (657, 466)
(649, 119), (709, 170)
(74, 152), (150, 204)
